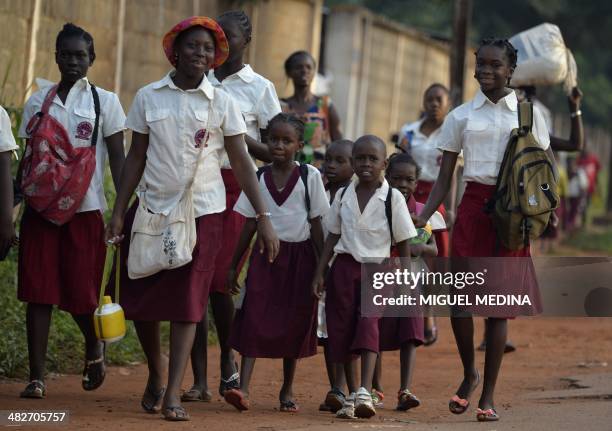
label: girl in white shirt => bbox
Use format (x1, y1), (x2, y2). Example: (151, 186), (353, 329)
(224, 113), (329, 413)
(313, 135), (417, 419)
(17, 23), (126, 399)
(414, 38), (550, 423)
(105, 17), (278, 422)
(184, 10), (282, 403)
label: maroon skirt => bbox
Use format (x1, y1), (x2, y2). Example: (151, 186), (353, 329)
(415, 180), (450, 257)
(325, 254), (380, 363)
(229, 239), (318, 359)
(451, 182), (542, 316)
(18, 208), (105, 315)
(108, 200), (223, 322)
(210, 169), (247, 294)
(378, 316), (424, 351)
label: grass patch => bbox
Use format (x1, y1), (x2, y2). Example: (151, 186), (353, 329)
(561, 226), (612, 254)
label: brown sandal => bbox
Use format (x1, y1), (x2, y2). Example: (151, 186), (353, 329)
(181, 387), (212, 402)
(224, 388), (250, 411)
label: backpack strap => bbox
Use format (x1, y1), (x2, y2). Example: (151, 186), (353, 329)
(40, 85), (58, 114)
(518, 101), (533, 135)
(298, 163), (310, 214)
(256, 165), (269, 181)
(385, 186), (393, 242)
(90, 84), (101, 147)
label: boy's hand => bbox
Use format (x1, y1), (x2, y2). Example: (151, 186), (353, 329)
(104, 214), (124, 245)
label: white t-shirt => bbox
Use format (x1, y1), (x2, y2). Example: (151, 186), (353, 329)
(398, 119), (443, 182)
(126, 72), (247, 217)
(18, 78), (126, 212)
(208, 65), (281, 168)
(434, 89), (550, 185)
(324, 179), (417, 263)
(234, 163), (329, 242)
(0, 106), (17, 153)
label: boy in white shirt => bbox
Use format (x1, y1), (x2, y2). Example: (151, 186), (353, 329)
(313, 135), (417, 419)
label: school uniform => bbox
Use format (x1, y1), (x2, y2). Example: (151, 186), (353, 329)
(434, 88), (547, 315)
(399, 119), (450, 257)
(316, 187), (334, 341)
(112, 71), (247, 322)
(379, 196), (445, 350)
(229, 162), (329, 359)
(17, 78), (125, 315)
(207, 65), (281, 294)
(323, 179), (417, 363)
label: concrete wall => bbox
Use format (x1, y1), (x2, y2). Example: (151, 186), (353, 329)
(325, 5), (479, 142)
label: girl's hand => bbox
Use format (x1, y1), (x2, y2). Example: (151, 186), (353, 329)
(226, 268), (241, 295)
(256, 217), (279, 263)
(105, 213), (125, 245)
(312, 273), (325, 299)
(568, 87), (583, 110)
(411, 214), (427, 228)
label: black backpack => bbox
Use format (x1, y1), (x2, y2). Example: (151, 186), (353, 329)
(338, 184), (393, 240)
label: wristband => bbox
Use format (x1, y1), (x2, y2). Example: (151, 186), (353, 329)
(255, 212), (271, 221)
(570, 110), (582, 118)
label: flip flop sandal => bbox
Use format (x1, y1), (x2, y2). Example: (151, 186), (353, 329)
(82, 356), (106, 391)
(224, 388), (250, 411)
(449, 371), (480, 415)
(324, 389), (345, 413)
(162, 406), (190, 421)
(181, 387), (212, 402)
(423, 325), (438, 346)
(396, 389), (420, 411)
(218, 365), (240, 396)
(279, 400), (299, 413)
(141, 386), (166, 413)
(20, 380), (46, 399)
(476, 408), (499, 422)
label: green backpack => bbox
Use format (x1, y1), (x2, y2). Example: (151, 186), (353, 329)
(487, 101), (559, 251)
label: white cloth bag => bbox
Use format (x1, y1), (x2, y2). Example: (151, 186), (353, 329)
(127, 97), (212, 280)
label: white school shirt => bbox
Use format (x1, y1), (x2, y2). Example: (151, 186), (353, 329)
(18, 77), (126, 212)
(434, 88), (550, 185)
(233, 163), (329, 242)
(398, 119), (443, 182)
(0, 106), (17, 153)
(208, 65), (282, 168)
(324, 179), (417, 263)
(126, 72), (247, 217)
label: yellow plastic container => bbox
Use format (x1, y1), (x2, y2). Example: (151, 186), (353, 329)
(94, 296), (126, 343)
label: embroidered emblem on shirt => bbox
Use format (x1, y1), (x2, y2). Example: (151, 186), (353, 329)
(194, 129), (208, 148)
(75, 121), (93, 140)
(528, 194), (538, 206)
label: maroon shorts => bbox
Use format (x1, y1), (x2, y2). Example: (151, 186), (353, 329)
(18, 208), (105, 315)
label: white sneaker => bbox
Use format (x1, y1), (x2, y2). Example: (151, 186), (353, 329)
(335, 392), (356, 419)
(354, 387), (376, 418)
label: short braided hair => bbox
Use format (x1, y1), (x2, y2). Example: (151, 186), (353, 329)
(476, 37), (518, 69)
(218, 10), (252, 39)
(268, 113), (305, 141)
(387, 153), (422, 178)
(56, 23), (95, 61)
(424, 82), (449, 96)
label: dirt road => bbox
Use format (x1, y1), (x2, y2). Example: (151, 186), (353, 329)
(2, 317), (611, 430)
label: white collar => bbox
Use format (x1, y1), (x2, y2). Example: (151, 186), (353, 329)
(472, 88), (517, 111)
(153, 71), (215, 99)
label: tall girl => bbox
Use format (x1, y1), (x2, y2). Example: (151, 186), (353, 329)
(376, 153), (445, 411)
(313, 135), (417, 419)
(398, 84), (455, 346)
(17, 23), (126, 398)
(105, 17), (278, 421)
(224, 113), (328, 412)
(182, 9), (282, 403)
(414, 38), (551, 422)
(281, 51), (342, 163)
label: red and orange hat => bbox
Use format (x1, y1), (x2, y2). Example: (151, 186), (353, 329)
(162, 16), (229, 69)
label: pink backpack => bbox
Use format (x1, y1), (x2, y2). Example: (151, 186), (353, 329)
(19, 84), (99, 225)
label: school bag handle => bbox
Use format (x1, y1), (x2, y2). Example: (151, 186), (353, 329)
(99, 245), (121, 305)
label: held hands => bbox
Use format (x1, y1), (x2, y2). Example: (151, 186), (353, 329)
(411, 214), (427, 229)
(104, 213), (125, 245)
(226, 268), (241, 295)
(256, 216), (279, 263)
(0, 219), (17, 258)
(312, 272), (325, 299)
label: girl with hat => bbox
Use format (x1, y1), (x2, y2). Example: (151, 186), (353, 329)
(105, 16), (279, 421)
